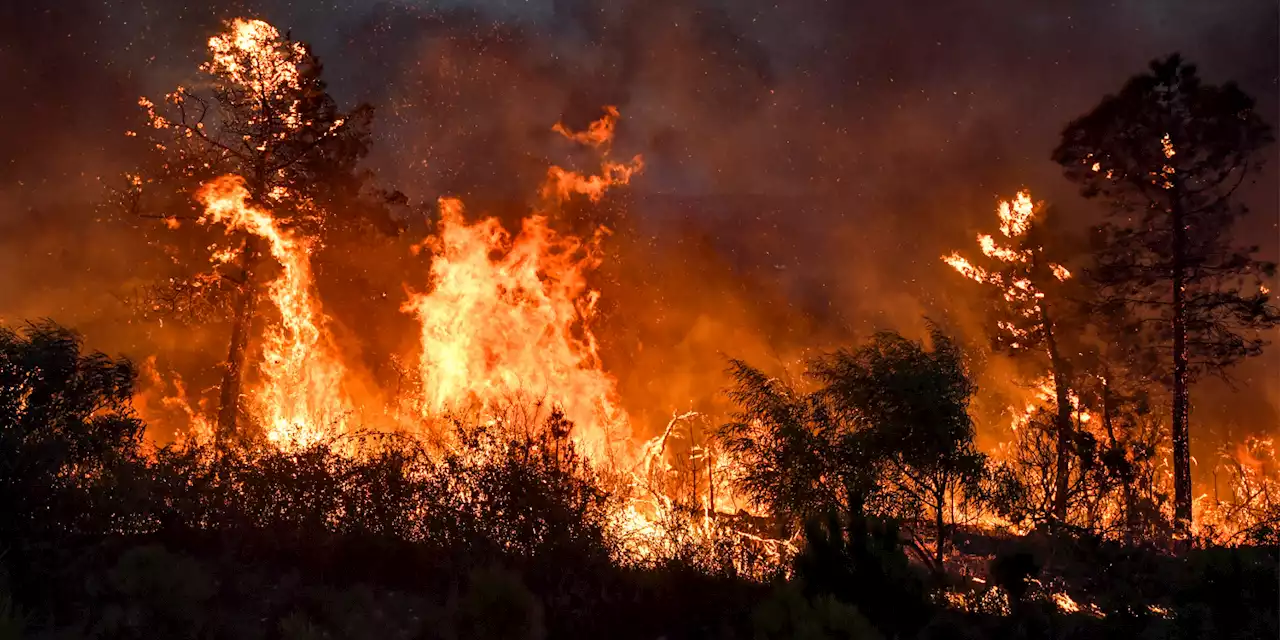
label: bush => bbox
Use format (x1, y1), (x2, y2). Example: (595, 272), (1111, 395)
(752, 581), (881, 640)
(93, 545), (216, 640)
(794, 507), (928, 637)
(430, 567), (545, 640)
(0, 322), (144, 546)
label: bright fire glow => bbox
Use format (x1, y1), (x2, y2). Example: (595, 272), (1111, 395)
(402, 196), (627, 459)
(402, 107), (638, 460)
(942, 189), (1071, 346)
(197, 175), (352, 449)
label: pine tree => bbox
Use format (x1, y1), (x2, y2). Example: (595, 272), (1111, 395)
(118, 19), (388, 443)
(1053, 54), (1278, 530)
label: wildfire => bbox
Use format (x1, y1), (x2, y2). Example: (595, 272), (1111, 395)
(401, 107), (640, 461)
(942, 190), (1070, 351)
(397, 109), (781, 563)
(402, 197), (627, 458)
(1195, 434), (1280, 542)
(1006, 374), (1092, 433)
(197, 176), (352, 449)
(133, 356), (214, 447)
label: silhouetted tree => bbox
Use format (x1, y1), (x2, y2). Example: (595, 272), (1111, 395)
(117, 18), (394, 443)
(1053, 53), (1278, 529)
(0, 321), (144, 546)
(814, 324), (985, 568)
(716, 361), (875, 531)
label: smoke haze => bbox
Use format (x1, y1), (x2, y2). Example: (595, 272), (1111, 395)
(1, 0), (1276, 474)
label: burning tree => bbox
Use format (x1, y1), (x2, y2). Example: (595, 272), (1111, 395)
(942, 190), (1080, 523)
(1052, 54), (1279, 530)
(119, 19), (385, 443)
(195, 176), (352, 450)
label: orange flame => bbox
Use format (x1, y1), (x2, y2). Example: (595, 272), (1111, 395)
(196, 175), (352, 450)
(403, 108), (639, 460)
(134, 356), (214, 446)
(541, 106), (644, 204)
(942, 189), (1070, 345)
(552, 105), (621, 148)
(402, 197), (627, 458)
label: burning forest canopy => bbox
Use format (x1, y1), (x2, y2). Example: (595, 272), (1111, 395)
(0, 2), (1279, 635)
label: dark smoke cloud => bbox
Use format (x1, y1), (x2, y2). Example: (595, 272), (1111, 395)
(1, 0), (1276, 460)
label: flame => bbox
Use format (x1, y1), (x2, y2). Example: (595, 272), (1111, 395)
(540, 106), (644, 204)
(541, 158), (645, 204)
(1157, 133), (1177, 189)
(402, 197), (626, 458)
(552, 105), (621, 148)
(196, 175), (352, 449)
(941, 253), (989, 284)
(399, 109), (783, 564)
(402, 107), (640, 460)
(942, 189), (1070, 342)
(1052, 592), (1081, 613)
(203, 19), (308, 132)
(1005, 374), (1093, 433)
(997, 191), (1035, 238)
(133, 356), (214, 446)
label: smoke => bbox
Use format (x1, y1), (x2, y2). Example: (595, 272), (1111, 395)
(1, 0), (1276, 460)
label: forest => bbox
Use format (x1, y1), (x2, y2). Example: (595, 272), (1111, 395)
(1, 9), (1278, 640)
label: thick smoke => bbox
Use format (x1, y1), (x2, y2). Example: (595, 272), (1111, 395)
(1, 0), (1276, 468)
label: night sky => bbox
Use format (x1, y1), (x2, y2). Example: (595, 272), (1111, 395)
(4, 1), (1276, 200)
(1, 1), (1277, 452)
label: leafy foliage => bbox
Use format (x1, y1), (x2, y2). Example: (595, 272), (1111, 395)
(0, 321), (144, 545)
(793, 506), (928, 636)
(751, 580), (882, 640)
(718, 324), (985, 563)
(717, 360), (869, 528)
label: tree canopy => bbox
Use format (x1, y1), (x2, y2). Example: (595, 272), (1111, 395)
(1053, 53), (1278, 528)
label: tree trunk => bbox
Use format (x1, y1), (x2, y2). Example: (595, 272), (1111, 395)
(215, 166), (270, 450)
(934, 489), (946, 568)
(1040, 303), (1074, 524)
(215, 238), (260, 448)
(1171, 201), (1192, 531)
